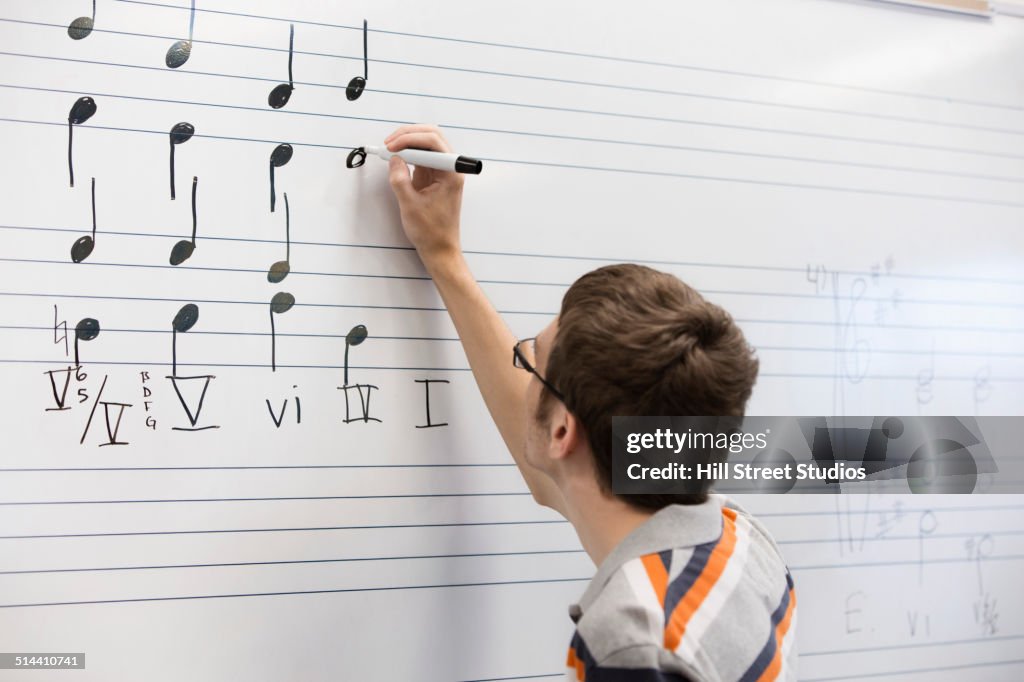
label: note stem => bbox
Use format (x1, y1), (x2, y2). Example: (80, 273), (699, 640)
(190, 176), (198, 244)
(90, 176), (97, 239)
(287, 23), (294, 87)
(270, 308), (277, 372)
(68, 121), (74, 187)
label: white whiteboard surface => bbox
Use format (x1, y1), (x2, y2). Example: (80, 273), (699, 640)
(0, 0), (1022, 680)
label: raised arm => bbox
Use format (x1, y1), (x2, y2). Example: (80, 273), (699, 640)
(383, 124), (565, 515)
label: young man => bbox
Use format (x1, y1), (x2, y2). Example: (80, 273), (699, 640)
(383, 124), (797, 682)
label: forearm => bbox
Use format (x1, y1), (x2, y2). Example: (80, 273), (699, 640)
(426, 252), (564, 512)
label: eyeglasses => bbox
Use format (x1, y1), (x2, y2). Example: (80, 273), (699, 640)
(513, 337), (565, 402)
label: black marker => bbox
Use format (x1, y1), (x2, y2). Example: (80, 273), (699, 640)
(348, 145), (483, 174)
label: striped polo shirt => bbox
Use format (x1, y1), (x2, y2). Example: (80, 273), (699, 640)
(565, 495), (797, 682)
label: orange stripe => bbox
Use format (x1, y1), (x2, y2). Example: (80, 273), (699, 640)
(663, 507), (738, 651)
(755, 587), (797, 682)
(566, 647), (585, 681)
(641, 553), (669, 608)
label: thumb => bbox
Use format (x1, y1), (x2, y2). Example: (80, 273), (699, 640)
(388, 155), (415, 201)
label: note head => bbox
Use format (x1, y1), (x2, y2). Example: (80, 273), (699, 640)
(70, 236), (95, 263)
(166, 40), (192, 69)
(170, 122), (195, 144)
(68, 17), (94, 40)
(345, 77), (366, 101)
(69, 97), (97, 124)
(170, 240), (195, 266)
(271, 144), (293, 167)
(75, 317), (100, 341)
(270, 292), (295, 314)
(268, 84), (294, 109)
(173, 304), (199, 333)
(346, 147), (366, 169)
(268, 261), (290, 283)
(346, 324), (368, 347)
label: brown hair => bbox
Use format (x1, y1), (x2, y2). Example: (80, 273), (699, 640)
(541, 264), (759, 511)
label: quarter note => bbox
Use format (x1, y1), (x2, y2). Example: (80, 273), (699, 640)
(74, 317), (100, 367)
(169, 122), (194, 200)
(70, 177), (98, 263)
(346, 20), (368, 101)
(269, 292), (295, 372)
(68, 96), (97, 187)
(269, 143), (292, 212)
(343, 324), (368, 386)
(268, 24), (295, 109)
(166, 0), (196, 68)
(67, 0), (97, 40)
(171, 303), (199, 376)
(170, 177), (199, 265)
(267, 192), (291, 283)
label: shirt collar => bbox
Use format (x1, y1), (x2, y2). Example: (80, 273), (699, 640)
(569, 496), (726, 621)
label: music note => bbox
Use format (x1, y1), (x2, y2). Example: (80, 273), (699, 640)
(269, 292), (295, 372)
(167, 303), (218, 431)
(67, 0), (96, 40)
(269, 143), (292, 212)
(343, 324), (368, 386)
(166, 0), (196, 68)
(68, 96), (96, 188)
(169, 122), (194, 200)
(70, 177), (98, 263)
(74, 317), (100, 368)
(170, 177), (199, 265)
(267, 192), (291, 283)
(171, 303), (198, 375)
(268, 24), (295, 109)
(345, 20), (369, 101)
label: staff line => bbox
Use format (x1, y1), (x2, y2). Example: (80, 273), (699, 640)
(6, 529), (1024, 575)
(3, 116), (1022, 210)
(3, 291), (1024, 334)
(2, 224), (1022, 287)
(4, 256), (1022, 310)
(3, 359), (1023, 381)
(106, 0), (1024, 112)
(4, 325), (1021, 358)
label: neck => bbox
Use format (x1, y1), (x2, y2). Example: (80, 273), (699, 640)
(563, 482), (655, 567)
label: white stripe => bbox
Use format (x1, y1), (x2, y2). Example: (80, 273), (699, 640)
(779, 603), (798, 681)
(565, 666), (578, 682)
(673, 513), (753, 666)
(621, 557), (666, 641)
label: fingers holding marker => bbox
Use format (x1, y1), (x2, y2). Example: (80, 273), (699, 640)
(384, 123), (443, 146)
(386, 131), (452, 154)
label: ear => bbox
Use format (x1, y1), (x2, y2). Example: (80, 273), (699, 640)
(548, 405), (582, 462)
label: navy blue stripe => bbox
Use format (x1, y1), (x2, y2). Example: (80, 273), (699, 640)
(662, 513), (725, 620)
(738, 573), (796, 682)
(658, 550), (673, 576)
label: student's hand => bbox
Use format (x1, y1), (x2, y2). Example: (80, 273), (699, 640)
(385, 124), (465, 269)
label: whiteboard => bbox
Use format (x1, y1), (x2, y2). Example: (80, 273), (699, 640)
(0, 0), (1022, 680)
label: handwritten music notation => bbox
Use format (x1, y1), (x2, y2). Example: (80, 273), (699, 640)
(35, 3), (454, 445)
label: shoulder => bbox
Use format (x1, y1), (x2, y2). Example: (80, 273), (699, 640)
(574, 502), (798, 681)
